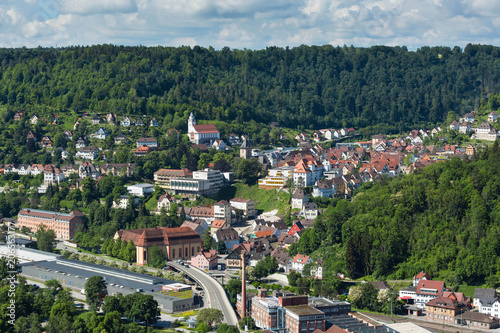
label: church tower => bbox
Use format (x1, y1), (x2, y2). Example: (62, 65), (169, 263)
(188, 112), (196, 134)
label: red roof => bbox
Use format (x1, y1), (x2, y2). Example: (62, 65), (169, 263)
(193, 124), (219, 134)
(416, 280), (445, 296)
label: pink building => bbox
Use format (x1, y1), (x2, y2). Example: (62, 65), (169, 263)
(191, 250), (218, 271)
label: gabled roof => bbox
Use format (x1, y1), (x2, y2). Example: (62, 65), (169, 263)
(292, 254), (311, 264)
(211, 219), (227, 229)
(193, 124), (219, 134)
(292, 189), (306, 199)
(474, 288), (496, 300)
(416, 280), (445, 296)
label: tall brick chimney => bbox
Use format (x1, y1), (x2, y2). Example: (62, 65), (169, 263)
(241, 252), (246, 320)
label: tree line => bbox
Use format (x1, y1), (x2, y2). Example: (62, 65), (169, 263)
(1, 44), (500, 134)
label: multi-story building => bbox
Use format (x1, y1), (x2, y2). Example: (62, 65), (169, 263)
(136, 137), (158, 148)
(190, 249), (218, 270)
(100, 163), (136, 177)
(284, 305), (325, 333)
(76, 147), (99, 161)
(154, 169), (192, 188)
(213, 200), (231, 222)
(230, 198), (256, 217)
(43, 165), (64, 184)
(415, 280), (447, 309)
(425, 296), (465, 324)
(193, 169), (224, 193)
(17, 209), (85, 240)
(169, 178), (211, 195)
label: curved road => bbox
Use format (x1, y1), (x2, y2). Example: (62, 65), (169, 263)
(169, 262), (238, 326)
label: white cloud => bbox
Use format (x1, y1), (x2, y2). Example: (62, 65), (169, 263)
(0, 0), (499, 49)
(60, 0), (138, 15)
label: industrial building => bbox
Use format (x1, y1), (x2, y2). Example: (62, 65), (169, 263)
(9, 246), (197, 313)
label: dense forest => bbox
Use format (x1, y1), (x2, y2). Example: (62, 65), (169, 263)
(2, 44), (500, 133)
(291, 145), (500, 286)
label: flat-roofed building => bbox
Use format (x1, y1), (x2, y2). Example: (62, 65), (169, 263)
(17, 209), (85, 240)
(284, 305), (325, 333)
(169, 178), (211, 195)
(193, 169), (224, 193)
(230, 198), (256, 217)
(114, 226), (203, 265)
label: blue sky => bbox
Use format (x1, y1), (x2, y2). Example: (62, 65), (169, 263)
(1, 0), (500, 49)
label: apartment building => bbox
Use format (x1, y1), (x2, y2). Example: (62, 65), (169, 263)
(17, 209), (85, 240)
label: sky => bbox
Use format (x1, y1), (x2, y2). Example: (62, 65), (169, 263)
(1, 0), (500, 50)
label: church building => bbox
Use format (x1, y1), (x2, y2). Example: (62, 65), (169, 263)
(114, 226), (203, 265)
(188, 112), (220, 145)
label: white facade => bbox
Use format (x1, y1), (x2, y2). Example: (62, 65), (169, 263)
(193, 168), (224, 193)
(230, 199), (256, 217)
(478, 298), (500, 318)
(213, 201), (232, 222)
(126, 184), (155, 197)
(76, 147), (99, 161)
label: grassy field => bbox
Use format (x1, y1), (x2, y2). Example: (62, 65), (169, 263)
(457, 285), (477, 298)
(145, 196), (158, 211)
(212, 183), (291, 216)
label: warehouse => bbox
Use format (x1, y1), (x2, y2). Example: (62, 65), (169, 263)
(17, 252), (197, 312)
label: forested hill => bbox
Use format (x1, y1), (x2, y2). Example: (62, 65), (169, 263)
(291, 145), (500, 286)
(1, 44), (500, 132)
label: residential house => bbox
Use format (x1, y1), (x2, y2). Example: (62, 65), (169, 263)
(459, 122), (472, 134)
(43, 165), (64, 184)
(212, 140), (227, 151)
(150, 118), (159, 127)
(210, 219), (229, 234)
(312, 179), (336, 198)
(17, 165), (31, 176)
(157, 193), (174, 212)
(135, 118), (145, 126)
(134, 145), (152, 156)
(30, 114), (39, 125)
(13, 111), (24, 121)
(52, 147), (68, 160)
(291, 189), (308, 209)
(488, 111), (499, 123)
(79, 162), (101, 179)
(112, 195), (140, 209)
(91, 115), (103, 125)
(63, 130), (73, 140)
(271, 248), (291, 273)
(466, 144), (476, 156)
(136, 137), (158, 148)
(60, 164), (77, 178)
(291, 254), (313, 273)
(114, 133), (129, 145)
(100, 163), (135, 177)
(26, 130), (37, 142)
(75, 137), (88, 149)
(106, 113), (117, 124)
(180, 220), (208, 237)
(191, 250), (218, 270)
(93, 127), (110, 140)
(30, 164), (43, 176)
(76, 147), (99, 161)
(213, 228), (240, 251)
(288, 221), (305, 237)
(227, 133), (241, 146)
(413, 271), (430, 286)
(41, 136), (53, 149)
(120, 116), (132, 127)
(474, 288), (496, 309)
(166, 128), (180, 139)
(213, 200), (232, 222)
(301, 202), (319, 219)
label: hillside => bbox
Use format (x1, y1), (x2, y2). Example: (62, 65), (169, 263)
(291, 145), (500, 286)
(1, 44), (500, 134)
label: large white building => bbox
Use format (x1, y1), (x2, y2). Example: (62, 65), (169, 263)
(126, 183), (155, 197)
(188, 112), (220, 145)
(193, 168), (224, 193)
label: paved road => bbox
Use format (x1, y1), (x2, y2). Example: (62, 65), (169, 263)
(169, 262), (238, 326)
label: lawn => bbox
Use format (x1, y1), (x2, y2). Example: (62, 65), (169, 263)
(145, 196), (158, 211)
(457, 285), (477, 298)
